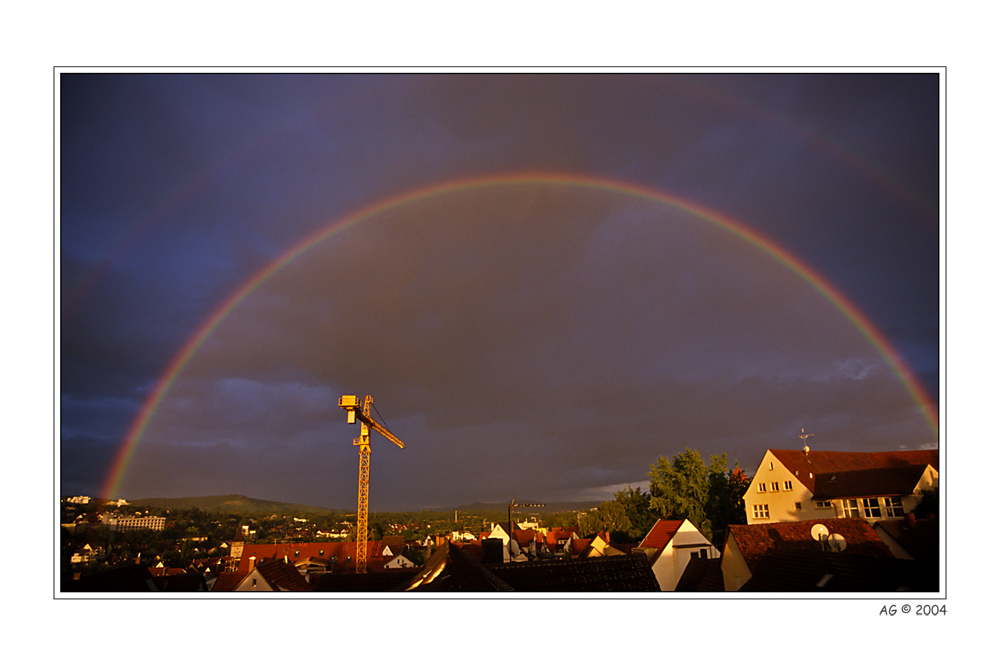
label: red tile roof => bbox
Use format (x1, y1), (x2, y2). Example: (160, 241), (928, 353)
(728, 518), (892, 572)
(238, 541), (385, 574)
(513, 529), (536, 546)
(253, 559), (314, 591)
(210, 572), (244, 592)
(568, 538), (592, 556)
(813, 464), (933, 499)
(768, 449), (938, 494)
(639, 520), (685, 551)
(541, 528), (578, 550)
(452, 539), (484, 561)
(738, 550), (937, 592)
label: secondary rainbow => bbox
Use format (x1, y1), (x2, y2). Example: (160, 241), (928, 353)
(100, 171), (939, 499)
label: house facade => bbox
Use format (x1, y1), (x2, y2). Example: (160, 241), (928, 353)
(743, 448), (938, 525)
(635, 519), (718, 591)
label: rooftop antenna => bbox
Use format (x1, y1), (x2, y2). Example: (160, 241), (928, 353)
(799, 427), (815, 453)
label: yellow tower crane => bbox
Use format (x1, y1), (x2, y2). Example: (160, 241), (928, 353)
(338, 394), (405, 573)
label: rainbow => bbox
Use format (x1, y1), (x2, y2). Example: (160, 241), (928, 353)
(100, 171), (939, 499)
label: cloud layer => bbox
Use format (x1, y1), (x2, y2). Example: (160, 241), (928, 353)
(59, 73), (940, 510)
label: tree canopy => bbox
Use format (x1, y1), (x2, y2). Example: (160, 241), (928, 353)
(647, 448), (748, 543)
(577, 486), (656, 543)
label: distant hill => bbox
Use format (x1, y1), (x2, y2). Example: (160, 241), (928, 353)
(130, 494), (337, 515)
(124, 495), (599, 516)
(452, 500), (599, 513)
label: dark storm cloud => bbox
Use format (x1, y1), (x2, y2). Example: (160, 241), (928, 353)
(60, 71), (940, 508)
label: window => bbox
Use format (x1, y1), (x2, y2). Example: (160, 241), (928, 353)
(863, 497), (882, 518)
(794, 502), (802, 510)
(885, 497), (904, 518)
(815, 500), (832, 509)
(769, 462), (774, 470)
(758, 483), (767, 492)
(770, 482), (780, 492)
(783, 480), (793, 491)
(753, 504), (770, 519)
(843, 499), (860, 518)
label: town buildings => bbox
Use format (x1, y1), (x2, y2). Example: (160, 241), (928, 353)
(107, 514), (167, 531)
(61, 443), (941, 594)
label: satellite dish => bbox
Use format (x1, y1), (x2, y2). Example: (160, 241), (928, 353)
(810, 524), (830, 541)
(829, 533), (847, 552)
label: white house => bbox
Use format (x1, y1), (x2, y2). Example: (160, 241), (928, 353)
(743, 448), (938, 525)
(484, 523), (540, 562)
(635, 519), (719, 591)
(384, 553), (417, 568)
(233, 559), (313, 591)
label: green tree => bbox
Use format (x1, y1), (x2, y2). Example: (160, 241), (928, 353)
(577, 486), (655, 542)
(648, 448), (747, 541)
(648, 448), (712, 535)
(914, 487), (939, 518)
(704, 460), (750, 544)
(613, 486), (656, 541)
(579, 499), (630, 538)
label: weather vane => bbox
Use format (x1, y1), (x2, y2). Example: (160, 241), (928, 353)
(799, 426), (815, 451)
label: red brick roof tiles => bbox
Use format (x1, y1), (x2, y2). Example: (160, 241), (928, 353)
(210, 572), (244, 592)
(728, 518), (892, 572)
(768, 449), (938, 493)
(639, 520), (685, 551)
(238, 541), (385, 574)
(253, 559), (314, 591)
(569, 538), (592, 556)
(513, 529), (536, 546)
(813, 464), (933, 499)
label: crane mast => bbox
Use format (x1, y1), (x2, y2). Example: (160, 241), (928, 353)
(339, 394), (405, 573)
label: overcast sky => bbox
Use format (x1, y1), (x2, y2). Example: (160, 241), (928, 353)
(59, 71), (940, 511)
